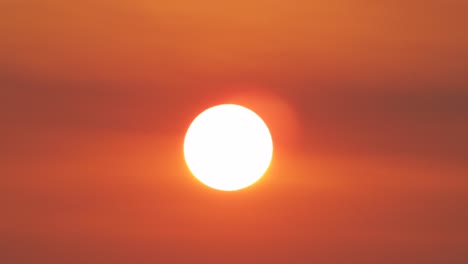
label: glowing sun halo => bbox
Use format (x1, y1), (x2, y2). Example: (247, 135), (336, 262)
(184, 104), (273, 191)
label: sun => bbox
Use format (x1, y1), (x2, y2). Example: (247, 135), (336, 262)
(184, 104), (273, 191)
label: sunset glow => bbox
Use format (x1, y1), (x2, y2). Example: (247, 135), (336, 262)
(1, 0), (467, 263)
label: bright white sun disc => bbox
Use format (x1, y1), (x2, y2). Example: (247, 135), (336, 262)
(184, 104), (273, 191)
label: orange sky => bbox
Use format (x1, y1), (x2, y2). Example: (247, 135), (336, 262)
(1, 1), (468, 263)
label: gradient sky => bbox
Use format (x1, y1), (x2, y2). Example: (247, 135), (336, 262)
(1, 1), (468, 263)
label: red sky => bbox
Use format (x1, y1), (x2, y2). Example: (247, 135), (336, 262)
(1, 1), (468, 263)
